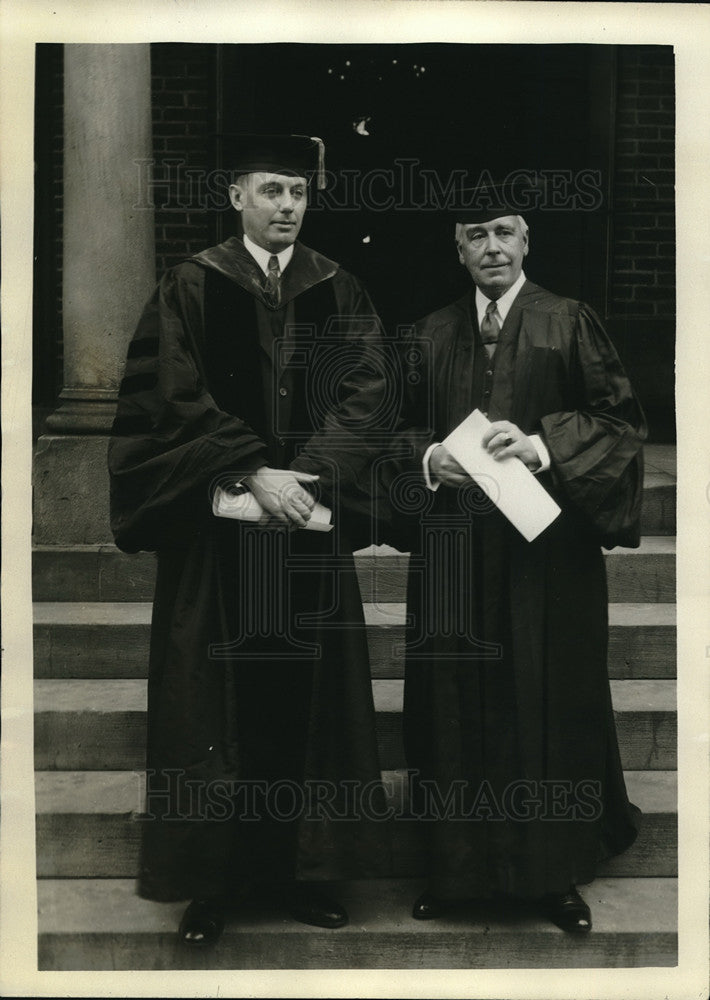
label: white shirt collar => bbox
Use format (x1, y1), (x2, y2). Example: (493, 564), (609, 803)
(243, 233), (294, 275)
(475, 270), (527, 326)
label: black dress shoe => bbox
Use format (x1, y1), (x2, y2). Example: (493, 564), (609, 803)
(542, 886), (592, 934)
(178, 897), (226, 947)
(412, 890), (450, 920)
(285, 885), (348, 928)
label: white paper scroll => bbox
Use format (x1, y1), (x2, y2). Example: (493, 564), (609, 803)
(442, 409), (560, 542)
(212, 486), (333, 532)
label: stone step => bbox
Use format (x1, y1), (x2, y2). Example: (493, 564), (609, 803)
(373, 678), (676, 772)
(34, 769), (677, 880)
(640, 478), (675, 536)
(33, 601), (676, 680)
(34, 678), (676, 772)
(367, 602), (676, 681)
(34, 602), (153, 679)
(32, 534), (675, 604)
(356, 537), (675, 605)
(640, 443), (676, 536)
(36, 876), (677, 970)
(33, 544), (157, 603)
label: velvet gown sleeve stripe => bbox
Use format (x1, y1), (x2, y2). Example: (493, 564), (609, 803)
(108, 263), (269, 553)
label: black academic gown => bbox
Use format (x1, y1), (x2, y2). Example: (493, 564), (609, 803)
(108, 238), (393, 902)
(386, 281), (647, 901)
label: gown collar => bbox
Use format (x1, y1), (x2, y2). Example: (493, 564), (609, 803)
(191, 237), (340, 309)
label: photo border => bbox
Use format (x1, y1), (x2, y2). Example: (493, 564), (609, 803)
(2, 2), (708, 997)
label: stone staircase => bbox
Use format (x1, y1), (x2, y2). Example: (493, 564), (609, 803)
(33, 446), (677, 970)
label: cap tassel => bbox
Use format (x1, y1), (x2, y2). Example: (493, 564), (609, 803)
(311, 136), (326, 190)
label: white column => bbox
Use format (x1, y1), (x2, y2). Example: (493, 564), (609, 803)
(36, 44), (155, 544)
(47, 43), (155, 433)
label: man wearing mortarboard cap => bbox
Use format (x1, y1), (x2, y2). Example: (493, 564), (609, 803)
(108, 134), (393, 946)
(385, 175), (647, 933)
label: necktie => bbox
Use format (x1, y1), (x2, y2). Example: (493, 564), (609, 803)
(480, 300), (501, 358)
(263, 254), (281, 309)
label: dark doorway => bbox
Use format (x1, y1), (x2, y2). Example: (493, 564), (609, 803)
(216, 44), (615, 333)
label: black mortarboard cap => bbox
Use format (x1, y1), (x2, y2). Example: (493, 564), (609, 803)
(449, 173), (545, 223)
(221, 133), (326, 189)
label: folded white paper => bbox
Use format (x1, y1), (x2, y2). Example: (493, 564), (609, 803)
(442, 409), (560, 542)
(213, 486), (333, 532)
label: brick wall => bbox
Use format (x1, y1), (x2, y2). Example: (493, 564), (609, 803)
(147, 43), (676, 312)
(150, 44), (217, 278)
(33, 43), (676, 431)
(611, 46), (675, 317)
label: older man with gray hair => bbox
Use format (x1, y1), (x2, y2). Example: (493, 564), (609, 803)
(386, 177), (647, 933)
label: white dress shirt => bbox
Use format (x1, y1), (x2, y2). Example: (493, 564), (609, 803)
(474, 269), (527, 329)
(423, 271), (551, 490)
(243, 233), (294, 275)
